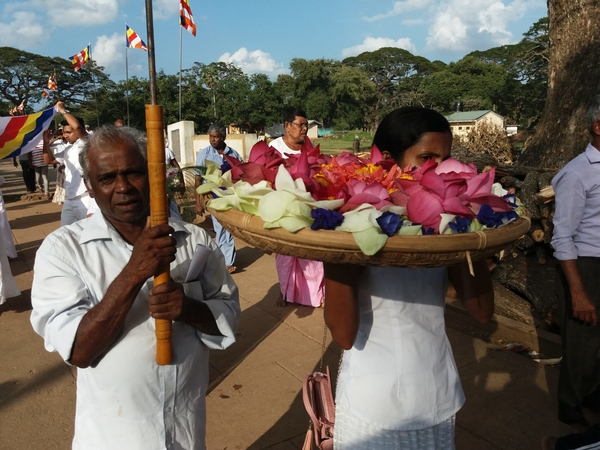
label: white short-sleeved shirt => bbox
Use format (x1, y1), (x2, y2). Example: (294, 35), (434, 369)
(268, 136), (301, 159)
(335, 266), (464, 431)
(165, 147), (176, 165)
(30, 212), (241, 450)
(53, 139), (87, 199)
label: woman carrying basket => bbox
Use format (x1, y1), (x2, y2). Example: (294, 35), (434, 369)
(324, 107), (494, 449)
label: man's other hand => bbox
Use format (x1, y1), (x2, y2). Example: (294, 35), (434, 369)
(148, 281), (185, 320)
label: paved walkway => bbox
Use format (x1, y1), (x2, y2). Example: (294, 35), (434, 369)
(0, 159), (596, 449)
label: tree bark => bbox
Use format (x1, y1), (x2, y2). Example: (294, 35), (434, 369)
(518, 0), (600, 169)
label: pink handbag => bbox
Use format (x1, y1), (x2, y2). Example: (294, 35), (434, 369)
(302, 367), (335, 450)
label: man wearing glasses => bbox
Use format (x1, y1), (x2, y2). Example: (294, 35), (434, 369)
(268, 107), (324, 309)
(269, 106), (310, 157)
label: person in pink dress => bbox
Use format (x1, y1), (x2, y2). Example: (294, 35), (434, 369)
(269, 107), (324, 308)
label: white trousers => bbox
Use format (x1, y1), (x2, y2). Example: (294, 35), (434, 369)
(61, 194), (91, 226)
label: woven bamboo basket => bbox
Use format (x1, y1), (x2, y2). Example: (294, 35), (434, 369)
(208, 207), (531, 267)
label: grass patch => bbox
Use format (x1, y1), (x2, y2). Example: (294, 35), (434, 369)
(314, 130), (374, 153)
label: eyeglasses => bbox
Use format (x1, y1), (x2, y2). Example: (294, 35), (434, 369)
(290, 121), (309, 130)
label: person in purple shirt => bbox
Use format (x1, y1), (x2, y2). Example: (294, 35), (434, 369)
(551, 94), (600, 427)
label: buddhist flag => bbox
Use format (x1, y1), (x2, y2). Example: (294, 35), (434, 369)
(70, 45), (90, 72)
(180, 0), (196, 37)
(0, 107), (57, 160)
(47, 74), (57, 91)
(16, 101), (24, 113)
(126, 25), (147, 51)
(42, 89), (50, 99)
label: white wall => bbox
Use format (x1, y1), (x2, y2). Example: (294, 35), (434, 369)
(192, 133), (260, 163)
(167, 121), (195, 166)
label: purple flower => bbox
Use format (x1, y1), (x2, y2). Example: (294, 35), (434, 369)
(503, 194), (518, 209)
(448, 217), (472, 233)
(211, 186), (228, 199)
(376, 211), (402, 237)
(221, 160), (232, 173)
(311, 208), (344, 230)
(477, 204), (519, 228)
(422, 226), (435, 235)
(166, 167), (179, 179)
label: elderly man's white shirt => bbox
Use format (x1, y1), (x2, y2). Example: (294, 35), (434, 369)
(30, 212), (240, 450)
(269, 136), (300, 158)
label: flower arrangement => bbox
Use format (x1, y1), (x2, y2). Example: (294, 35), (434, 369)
(196, 140), (523, 256)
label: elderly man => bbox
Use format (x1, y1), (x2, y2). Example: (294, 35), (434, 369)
(552, 95), (600, 427)
(31, 126), (240, 450)
(42, 101), (90, 225)
(194, 122), (243, 273)
(269, 106), (309, 157)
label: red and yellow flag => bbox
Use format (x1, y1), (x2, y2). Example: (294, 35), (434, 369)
(0, 107), (57, 159)
(180, 0), (196, 37)
(70, 45), (90, 72)
(47, 74), (57, 91)
(126, 25), (147, 51)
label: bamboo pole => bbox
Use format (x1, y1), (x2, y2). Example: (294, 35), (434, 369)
(145, 0), (172, 365)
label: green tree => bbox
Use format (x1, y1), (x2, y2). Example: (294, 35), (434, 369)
(289, 58), (337, 125)
(466, 17), (548, 128)
(343, 47), (441, 128)
(330, 65), (376, 129)
(0, 47), (107, 113)
(420, 56), (508, 113)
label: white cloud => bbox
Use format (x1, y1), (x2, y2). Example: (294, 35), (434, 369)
(361, 0), (543, 54)
(363, 0), (434, 22)
(218, 48), (288, 77)
(341, 37), (417, 58)
(93, 32), (124, 72)
(0, 11), (45, 48)
(33, 0), (119, 27)
(425, 0), (543, 52)
(153, 0), (179, 20)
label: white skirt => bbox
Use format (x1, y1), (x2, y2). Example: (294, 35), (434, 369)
(334, 403), (456, 450)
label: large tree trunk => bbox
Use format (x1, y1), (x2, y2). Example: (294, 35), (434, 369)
(518, 0), (600, 169)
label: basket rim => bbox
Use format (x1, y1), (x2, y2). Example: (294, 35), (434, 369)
(208, 207), (531, 254)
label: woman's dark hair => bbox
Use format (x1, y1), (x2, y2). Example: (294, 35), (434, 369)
(372, 107), (451, 161)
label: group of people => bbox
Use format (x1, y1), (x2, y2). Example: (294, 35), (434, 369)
(23, 97), (599, 450)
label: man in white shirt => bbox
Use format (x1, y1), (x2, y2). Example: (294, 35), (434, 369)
(42, 101), (90, 226)
(31, 125), (240, 450)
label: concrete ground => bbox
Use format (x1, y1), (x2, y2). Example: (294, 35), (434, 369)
(0, 159), (597, 449)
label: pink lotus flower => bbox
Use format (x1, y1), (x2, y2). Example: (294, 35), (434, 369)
(398, 158), (512, 232)
(249, 141), (286, 169)
(339, 180), (393, 213)
(224, 155), (275, 185)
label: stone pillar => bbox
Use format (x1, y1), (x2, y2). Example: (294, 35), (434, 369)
(167, 121), (195, 167)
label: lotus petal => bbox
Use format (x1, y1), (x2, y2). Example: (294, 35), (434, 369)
(351, 228), (388, 256)
(258, 191), (296, 222)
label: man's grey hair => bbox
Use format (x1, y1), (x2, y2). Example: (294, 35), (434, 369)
(79, 126), (147, 180)
(586, 95), (600, 133)
(208, 122), (226, 137)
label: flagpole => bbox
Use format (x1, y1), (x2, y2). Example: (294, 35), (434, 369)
(126, 46), (130, 127)
(145, 0), (172, 366)
(179, 25), (182, 122)
(87, 43), (100, 128)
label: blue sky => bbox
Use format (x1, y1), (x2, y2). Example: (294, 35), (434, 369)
(0, 0), (547, 82)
